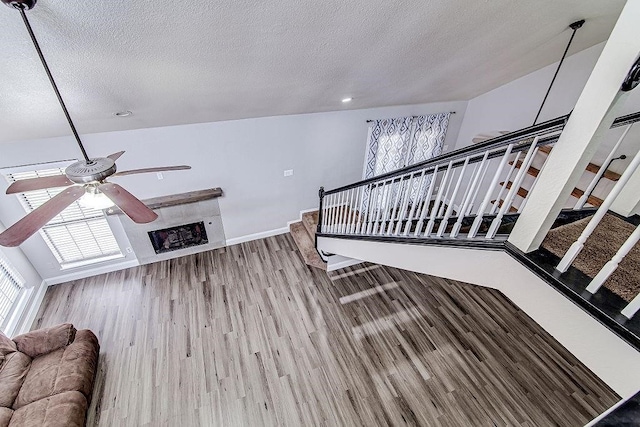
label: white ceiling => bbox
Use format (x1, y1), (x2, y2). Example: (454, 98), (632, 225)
(0, 0), (625, 143)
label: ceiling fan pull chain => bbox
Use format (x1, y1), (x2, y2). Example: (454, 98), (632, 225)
(16, 4), (91, 163)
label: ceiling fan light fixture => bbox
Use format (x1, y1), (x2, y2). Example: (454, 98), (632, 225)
(80, 186), (115, 210)
(1, 0), (37, 10)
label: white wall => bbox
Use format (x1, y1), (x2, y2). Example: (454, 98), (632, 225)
(457, 42), (640, 170)
(0, 101), (467, 281)
(455, 41), (640, 216)
(0, 220), (42, 289)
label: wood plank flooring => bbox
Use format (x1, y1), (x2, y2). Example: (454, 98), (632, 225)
(33, 233), (619, 426)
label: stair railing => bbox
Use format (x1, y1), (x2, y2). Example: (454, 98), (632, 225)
(318, 115), (569, 242)
(555, 138), (640, 319)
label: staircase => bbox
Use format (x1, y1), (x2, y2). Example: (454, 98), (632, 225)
(311, 111), (640, 351)
(289, 211), (326, 270)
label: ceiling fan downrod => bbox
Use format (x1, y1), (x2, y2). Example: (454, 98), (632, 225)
(4, 0), (92, 163)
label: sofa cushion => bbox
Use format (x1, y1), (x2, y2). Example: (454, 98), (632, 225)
(13, 349), (63, 410)
(0, 352), (31, 408)
(9, 391), (86, 427)
(13, 330), (99, 409)
(0, 333), (16, 361)
(12, 324), (76, 359)
(0, 407), (13, 427)
(54, 330), (99, 403)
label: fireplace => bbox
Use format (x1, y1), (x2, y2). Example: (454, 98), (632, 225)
(148, 221), (209, 254)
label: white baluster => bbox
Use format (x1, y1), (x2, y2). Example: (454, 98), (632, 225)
(557, 148), (640, 273)
(621, 291), (640, 319)
(338, 191), (349, 234)
(386, 178), (404, 235)
(490, 151), (521, 215)
(469, 144), (514, 238)
(519, 145), (554, 213)
(356, 185), (369, 234)
(345, 188), (355, 233)
(395, 173), (415, 235)
(321, 195), (327, 233)
(379, 180), (396, 235)
(372, 182), (389, 235)
(460, 162), (480, 213)
(437, 157), (470, 237)
(452, 153), (489, 237)
(415, 166), (440, 236)
(466, 157), (491, 216)
(487, 138), (539, 239)
(366, 183), (379, 234)
(425, 162), (453, 236)
(586, 223), (640, 295)
(327, 193), (335, 233)
(351, 187), (362, 234)
(403, 170), (427, 235)
(575, 124), (632, 210)
(438, 169), (455, 217)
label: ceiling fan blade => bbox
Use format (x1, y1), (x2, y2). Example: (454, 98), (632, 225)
(98, 182), (158, 224)
(107, 151), (125, 161)
(112, 165), (191, 177)
(6, 175), (75, 194)
(0, 186), (85, 247)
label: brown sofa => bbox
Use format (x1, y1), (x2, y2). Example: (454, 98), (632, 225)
(0, 324), (99, 427)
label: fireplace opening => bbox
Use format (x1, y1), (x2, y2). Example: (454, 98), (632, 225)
(148, 221), (208, 254)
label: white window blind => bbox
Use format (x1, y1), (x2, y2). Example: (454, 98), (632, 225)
(6, 167), (123, 267)
(0, 256), (24, 326)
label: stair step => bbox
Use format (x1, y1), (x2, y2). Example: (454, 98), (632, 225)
(491, 199), (518, 213)
(509, 160), (540, 177)
(571, 188), (604, 207)
(289, 222), (326, 270)
(500, 181), (528, 199)
(301, 210), (319, 237)
(537, 145), (621, 181)
(501, 181), (604, 207)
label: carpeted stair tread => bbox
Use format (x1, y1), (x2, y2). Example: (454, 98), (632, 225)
(289, 222), (326, 270)
(541, 213), (639, 302)
(302, 211), (319, 237)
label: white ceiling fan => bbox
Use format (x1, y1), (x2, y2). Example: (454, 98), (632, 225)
(0, 0), (191, 247)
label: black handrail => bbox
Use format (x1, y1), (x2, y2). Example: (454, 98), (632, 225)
(612, 111), (640, 128)
(324, 114), (569, 195)
(323, 110), (640, 196)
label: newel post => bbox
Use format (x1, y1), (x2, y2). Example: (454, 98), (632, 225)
(317, 186), (325, 233)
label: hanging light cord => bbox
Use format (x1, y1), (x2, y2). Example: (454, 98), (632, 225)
(15, 4), (91, 163)
(533, 20), (585, 125)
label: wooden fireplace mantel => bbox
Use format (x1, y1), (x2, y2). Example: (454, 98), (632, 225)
(105, 187), (223, 216)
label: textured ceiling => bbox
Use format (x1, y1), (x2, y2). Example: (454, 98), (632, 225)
(0, 0), (625, 142)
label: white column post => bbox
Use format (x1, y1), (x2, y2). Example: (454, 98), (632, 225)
(508, 0), (640, 252)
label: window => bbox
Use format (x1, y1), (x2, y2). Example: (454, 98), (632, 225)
(364, 113), (451, 179)
(0, 255), (24, 328)
(6, 166), (123, 268)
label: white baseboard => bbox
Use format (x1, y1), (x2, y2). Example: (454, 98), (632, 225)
(228, 207), (318, 247)
(44, 259), (140, 286)
(225, 227), (290, 246)
(326, 257), (364, 272)
(286, 207), (318, 227)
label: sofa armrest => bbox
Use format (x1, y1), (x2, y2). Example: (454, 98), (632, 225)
(12, 324), (76, 358)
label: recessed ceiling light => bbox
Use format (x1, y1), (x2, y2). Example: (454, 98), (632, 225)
(114, 110), (132, 117)
(341, 97), (353, 103)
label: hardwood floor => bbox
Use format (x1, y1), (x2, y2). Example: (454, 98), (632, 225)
(33, 233), (619, 426)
